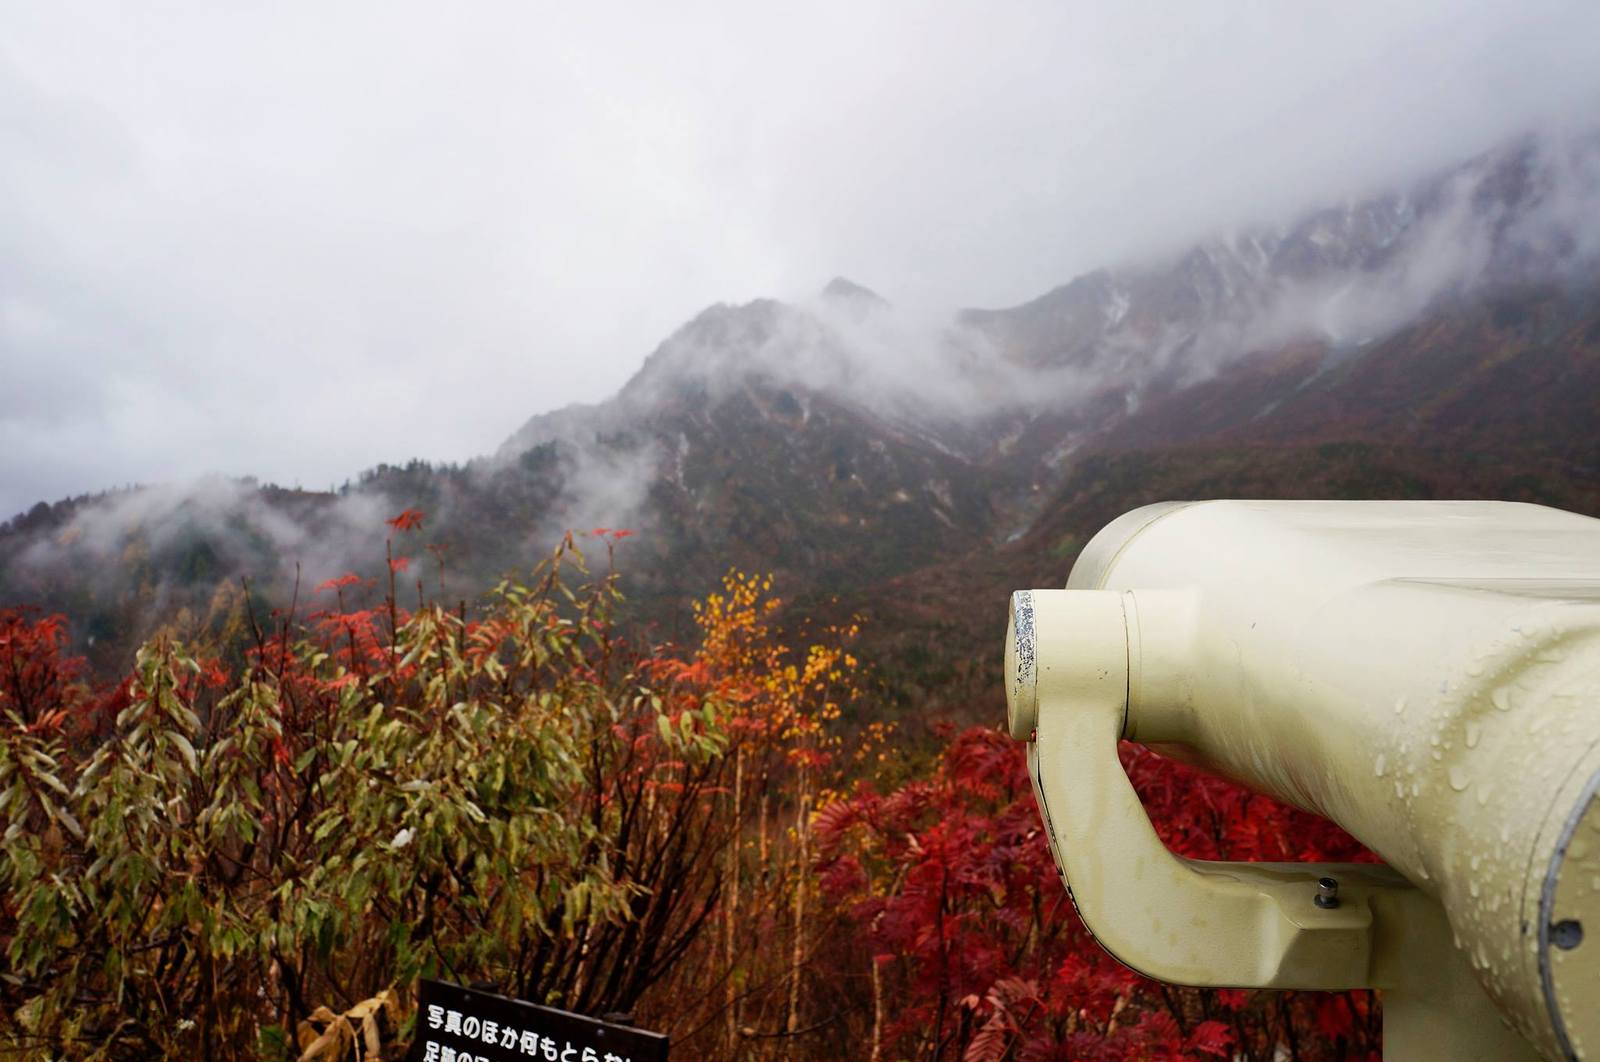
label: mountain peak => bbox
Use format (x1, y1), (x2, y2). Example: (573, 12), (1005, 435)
(820, 276), (887, 306)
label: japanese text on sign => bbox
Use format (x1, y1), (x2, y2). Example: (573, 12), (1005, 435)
(407, 979), (667, 1062)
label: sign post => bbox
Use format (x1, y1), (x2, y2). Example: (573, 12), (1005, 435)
(407, 980), (668, 1062)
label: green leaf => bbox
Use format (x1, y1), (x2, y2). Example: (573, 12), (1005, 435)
(169, 733), (198, 773)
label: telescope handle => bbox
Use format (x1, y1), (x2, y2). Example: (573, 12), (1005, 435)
(1016, 588), (1401, 989)
(1011, 588), (1543, 1058)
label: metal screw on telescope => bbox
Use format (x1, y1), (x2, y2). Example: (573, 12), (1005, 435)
(1314, 877), (1340, 909)
(1551, 919), (1584, 950)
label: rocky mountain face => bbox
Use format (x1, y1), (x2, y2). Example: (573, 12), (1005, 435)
(4, 132), (1599, 716)
(965, 132), (1600, 386)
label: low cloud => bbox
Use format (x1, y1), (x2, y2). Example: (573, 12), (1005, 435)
(7, 4), (1600, 519)
(5, 477), (399, 629)
(1224, 134), (1600, 363)
(536, 132), (1600, 437)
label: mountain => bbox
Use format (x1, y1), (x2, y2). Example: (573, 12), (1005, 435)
(870, 284), (1600, 720)
(4, 131), (1599, 721)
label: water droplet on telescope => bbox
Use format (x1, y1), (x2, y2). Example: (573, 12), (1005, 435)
(1492, 687), (1512, 712)
(1465, 720), (1482, 748)
(1374, 754), (1387, 778)
(1449, 766), (1470, 791)
(1395, 697), (1407, 715)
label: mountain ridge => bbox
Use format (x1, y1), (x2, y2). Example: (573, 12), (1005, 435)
(5, 130), (1599, 711)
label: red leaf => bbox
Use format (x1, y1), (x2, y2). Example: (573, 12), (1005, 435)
(386, 508), (425, 531)
(1315, 996), (1356, 1040)
(1187, 1019), (1235, 1057)
(315, 572), (362, 594)
(1215, 988), (1250, 1012)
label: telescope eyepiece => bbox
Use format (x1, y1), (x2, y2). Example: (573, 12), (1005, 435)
(1005, 591), (1038, 741)
(1004, 589), (1131, 743)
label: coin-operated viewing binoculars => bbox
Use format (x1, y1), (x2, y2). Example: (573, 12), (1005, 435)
(1005, 501), (1600, 1060)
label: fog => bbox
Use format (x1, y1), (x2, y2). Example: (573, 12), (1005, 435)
(5, 2), (1600, 520)
(507, 131), (1600, 438)
(3, 476), (399, 635)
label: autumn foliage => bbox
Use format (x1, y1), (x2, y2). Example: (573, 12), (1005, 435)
(813, 728), (1379, 1060)
(2, 514), (1382, 1060)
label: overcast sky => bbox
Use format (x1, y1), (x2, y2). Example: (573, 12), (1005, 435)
(4, 1), (1599, 519)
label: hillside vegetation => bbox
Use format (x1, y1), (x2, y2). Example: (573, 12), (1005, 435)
(3, 517), (1386, 1060)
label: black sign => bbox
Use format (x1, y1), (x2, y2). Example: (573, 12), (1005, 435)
(407, 980), (668, 1062)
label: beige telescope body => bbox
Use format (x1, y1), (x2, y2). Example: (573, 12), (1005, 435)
(1004, 501), (1600, 1060)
